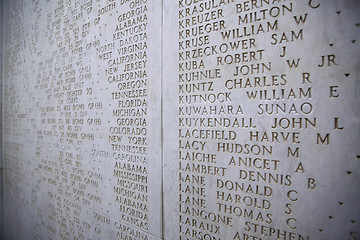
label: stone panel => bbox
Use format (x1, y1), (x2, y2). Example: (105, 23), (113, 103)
(163, 0), (360, 239)
(3, 0), (162, 239)
(2, 0), (360, 239)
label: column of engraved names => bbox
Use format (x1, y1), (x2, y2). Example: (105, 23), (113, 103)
(109, 0), (150, 232)
(219, 1), (316, 239)
(34, 1), (98, 239)
(177, 1), (235, 239)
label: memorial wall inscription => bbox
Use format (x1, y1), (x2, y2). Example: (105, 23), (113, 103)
(2, 0), (360, 240)
(3, 0), (162, 239)
(163, 0), (360, 239)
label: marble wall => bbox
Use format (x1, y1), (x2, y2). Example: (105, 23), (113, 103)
(2, 0), (360, 239)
